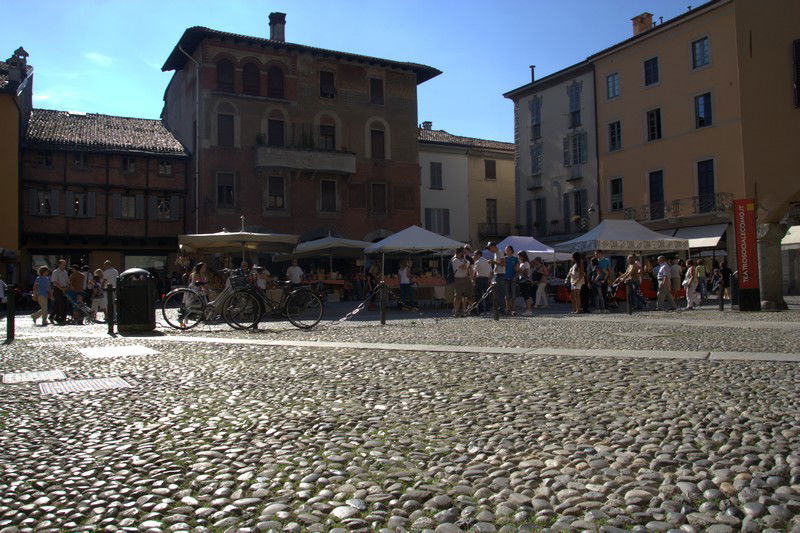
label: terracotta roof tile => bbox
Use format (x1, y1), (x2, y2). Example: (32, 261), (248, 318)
(418, 128), (514, 152)
(25, 109), (188, 156)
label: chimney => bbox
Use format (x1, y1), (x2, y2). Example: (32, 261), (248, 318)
(269, 12), (286, 42)
(529, 65), (536, 83)
(631, 12), (653, 36)
(6, 46), (29, 84)
(422, 121), (432, 130)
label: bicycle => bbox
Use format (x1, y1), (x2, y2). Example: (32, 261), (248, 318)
(232, 281), (324, 330)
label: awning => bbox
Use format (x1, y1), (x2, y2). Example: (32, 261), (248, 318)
(673, 224), (727, 249)
(782, 225), (800, 250)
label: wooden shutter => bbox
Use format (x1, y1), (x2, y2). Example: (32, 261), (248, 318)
(28, 189), (38, 215)
(578, 190), (588, 220)
(442, 209), (450, 236)
(563, 193), (571, 232)
(112, 193), (122, 219)
(425, 208), (432, 231)
(64, 191), (74, 218)
(525, 200), (533, 235)
(580, 132), (588, 164)
(135, 194), (145, 220)
(50, 190), (59, 215)
(87, 192), (96, 217)
(563, 137), (571, 167)
(170, 195), (181, 220)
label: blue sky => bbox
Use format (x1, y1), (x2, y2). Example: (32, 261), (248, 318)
(4, 1), (694, 142)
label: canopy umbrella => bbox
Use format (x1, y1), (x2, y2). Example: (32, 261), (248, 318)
(276, 235), (373, 272)
(364, 225), (466, 277)
(481, 235), (573, 262)
(554, 219), (689, 254)
(178, 230), (299, 258)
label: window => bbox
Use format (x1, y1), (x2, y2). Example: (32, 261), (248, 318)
(267, 66), (284, 98)
(37, 151), (52, 167)
(563, 132), (588, 166)
(370, 78), (384, 105)
(267, 176), (285, 209)
(122, 156), (135, 174)
(649, 170), (665, 219)
(530, 143), (542, 175)
(320, 180), (337, 212)
(158, 160), (172, 176)
(31, 190), (57, 216)
(267, 118), (284, 148)
(424, 208), (450, 235)
(218, 113), (234, 147)
(121, 195), (137, 219)
(697, 159), (715, 212)
(606, 73), (620, 99)
(242, 63), (260, 95)
(320, 71), (335, 98)
(319, 124), (335, 151)
(794, 39), (800, 107)
(217, 172), (234, 209)
(429, 162), (443, 190)
(608, 121), (622, 151)
(610, 178), (624, 212)
(484, 160), (496, 180)
(371, 183), (387, 215)
(567, 81), (582, 128)
(38, 191), (52, 215)
(69, 192), (88, 217)
(644, 57), (659, 86)
(74, 153), (88, 169)
(692, 37), (710, 69)
(154, 196), (171, 220)
(695, 93), (713, 128)
(370, 129), (385, 160)
(646, 108), (662, 141)
(529, 96), (542, 139)
(485, 198), (497, 224)
(534, 198), (547, 236)
(217, 59), (234, 92)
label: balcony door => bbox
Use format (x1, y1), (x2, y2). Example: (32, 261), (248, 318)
(648, 170), (664, 220)
(697, 160), (715, 212)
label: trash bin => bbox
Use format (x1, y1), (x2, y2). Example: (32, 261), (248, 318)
(116, 268), (157, 333)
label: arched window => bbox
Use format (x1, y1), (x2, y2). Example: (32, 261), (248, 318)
(267, 66), (284, 99)
(217, 59), (234, 92)
(242, 63), (260, 96)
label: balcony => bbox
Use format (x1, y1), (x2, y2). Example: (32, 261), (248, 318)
(566, 165), (584, 182)
(255, 145), (356, 174)
(478, 222), (512, 238)
(527, 175), (542, 190)
(623, 193), (733, 222)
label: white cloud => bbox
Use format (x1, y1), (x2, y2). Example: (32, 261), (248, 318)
(33, 93), (53, 101)
(84, 52), (115, 67)
(140, 57), (162, 70)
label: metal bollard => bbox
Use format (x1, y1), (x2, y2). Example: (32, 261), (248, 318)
(107, 286), (115, 335)
(379, 283), (386, 325)
(492, 284), (499, 321)
(5, 284), (15, 343)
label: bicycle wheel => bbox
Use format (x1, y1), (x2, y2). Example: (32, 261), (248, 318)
(162, 288), (205, 330)
(223, 290), (262, 330)
(285, 289), (323, 329)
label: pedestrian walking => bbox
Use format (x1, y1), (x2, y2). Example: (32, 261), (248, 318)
(472, 249), (492, 314)
(50, 259), (69, 324)
(286, 259), (304, 288)
(696, 259), (708, 301)
(615, 255), (645, 309)
(594, 250), (611, 311)
(720, 260), (733, 300)
(398, 259), (415, 308)
(450, 247), (470, 316)
(656, 255), (677, 311)
(670, 258), (682, 302)
(566, 252), (586, 314)
(683, 259), (698, 310)
(503, 246), (518, 315)
(31, 265), (52, 326)
(102, 260), (119, 289)
(531, 257), (549, 309)
(516, 251), (533, 316)
(486, 242), (506, 313)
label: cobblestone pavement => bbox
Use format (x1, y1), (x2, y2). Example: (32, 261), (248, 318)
(3, 313), (800, 533)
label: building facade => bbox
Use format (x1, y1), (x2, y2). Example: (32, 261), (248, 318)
(590, 0), (800, 307)
(160, 13), (440, 243)
(0, 48), (33, 282)
(22, 110), (189, 274)
(504, 63), (599, 245)
(417, 123), (514, 247)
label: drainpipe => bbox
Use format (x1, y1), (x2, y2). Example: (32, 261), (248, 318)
(178, 44), (201, 233)
(591, 66), (602, 227)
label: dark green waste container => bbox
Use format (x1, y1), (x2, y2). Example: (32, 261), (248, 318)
(117, 268), (157, 333)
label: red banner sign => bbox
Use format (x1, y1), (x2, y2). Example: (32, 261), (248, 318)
(733, 198), (759, 290)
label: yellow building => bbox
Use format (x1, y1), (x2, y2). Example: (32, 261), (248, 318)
(467, 145), (515, 248)
(591, 0), (800, 308)
(0, 48), (33, 283)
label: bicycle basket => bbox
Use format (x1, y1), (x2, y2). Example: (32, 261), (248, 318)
(228, 272), (248, 289)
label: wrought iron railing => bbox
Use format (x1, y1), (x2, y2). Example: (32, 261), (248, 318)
(478, 222), (512, 237)
(623, 193), (733, 221)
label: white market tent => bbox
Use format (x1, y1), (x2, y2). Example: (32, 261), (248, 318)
(364, 225), (465, 254)
(782, 225), (800, 250)
(486, 235), (573, 262)
(554, 219), (689, 253)
(179, 230), (299, 256)
(660, 224), (728, 249)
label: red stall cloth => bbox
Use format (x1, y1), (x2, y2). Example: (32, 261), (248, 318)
(556, 285), (571, 303)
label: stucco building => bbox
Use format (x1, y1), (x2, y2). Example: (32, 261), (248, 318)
(21, 110), (189, 274)
(160, 13), (440, 244)
(0, 48), (33, 282)
(504, 62), (599, 245)
(590, 0), (800, 308)
(418, 123), (514, 247)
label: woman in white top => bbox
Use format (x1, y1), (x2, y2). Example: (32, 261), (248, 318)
(683, 259), (698, 310)
(531, 257), (549, 309)
(255, 267), (270, 292)
(566, 252), (586, 314)
(516, 251), (534, 316)
(398, 259), (414, 308)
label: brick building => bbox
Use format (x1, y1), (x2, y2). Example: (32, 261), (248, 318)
(160, 13), (440, 243)
(21, 109), (189, 274)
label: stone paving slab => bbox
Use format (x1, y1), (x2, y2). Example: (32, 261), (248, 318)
(39, 376), (132, 395)
(709, 351), (800, 362)
(528, 347), (710, 360)
(77, 345), (160, 359)
(2, 369), (66, 384)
